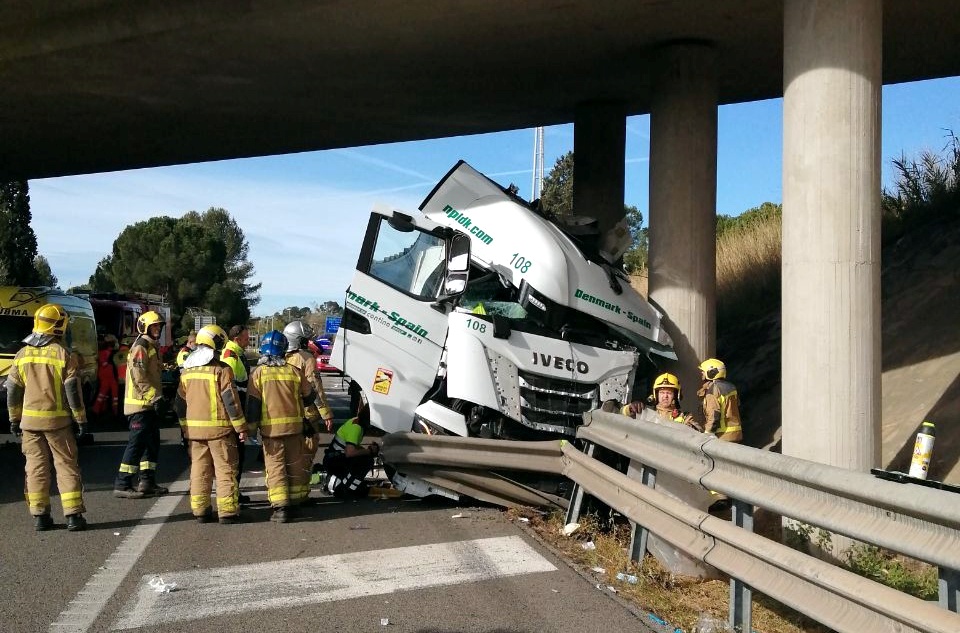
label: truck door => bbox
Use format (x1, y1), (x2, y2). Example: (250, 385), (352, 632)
(333, 212), (455, 433)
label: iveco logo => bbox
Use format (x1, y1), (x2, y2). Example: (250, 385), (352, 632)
(531, 353), (589, 374)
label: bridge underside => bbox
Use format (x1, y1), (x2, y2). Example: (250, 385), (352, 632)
(2, 1), (960, 179)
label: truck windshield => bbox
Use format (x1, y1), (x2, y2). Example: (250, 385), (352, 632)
(368, 219), (446, 299)
(0, 316), (33, 354)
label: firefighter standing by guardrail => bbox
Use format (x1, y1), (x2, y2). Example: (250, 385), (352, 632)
(282, 320), (333, 505)
(6, 304), (89, 531)
(697, 358), (742, 442)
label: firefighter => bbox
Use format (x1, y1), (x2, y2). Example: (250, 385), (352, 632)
(174, 324), (248, 523)
(113, 311), (169, 498)
(221, 324), (252, 503)
(176, 331), (197, 367)
(245, 330), (320, 522)
(697, 358), (742, 442)
(282, 320), (333, 505)
(649, 372), (702, 430)
(92, 333), (120, 422)
(6, 304), (89, 531)
(322, 403), (379, 498)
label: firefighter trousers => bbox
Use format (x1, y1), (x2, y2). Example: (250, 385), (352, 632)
(189, 437), (239, 518)
(291, 434), (320, 504)
(114, 410), (161, 490)
(21, 426), (86, 517)
(262, 435), (303, 508)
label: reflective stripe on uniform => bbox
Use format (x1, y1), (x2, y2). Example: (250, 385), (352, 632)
(119, 463), (139, 474)
(139, 461), (157, 471)
(14, 351), (66, 416)
(60, 490), (84, 509)
(180, 372), (219, 427)
(191, 494), (210, 511)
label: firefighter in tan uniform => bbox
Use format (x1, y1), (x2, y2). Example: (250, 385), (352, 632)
(697, 358), (743, 442)
(114, 311), (169, 498)
(6, 304), (89, 531)
(282, 320), (333, 504)
(174, 324), (248, 524)
(648, 373), (702, 430)
(245, 330), (320, 523)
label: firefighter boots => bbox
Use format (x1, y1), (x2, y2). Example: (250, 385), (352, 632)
(196, 510), (214, 524)
(66, 514), (87, 532)
(114, 487), (146, 499)
(136, 481), (169, 496)
(34, 513), (54, 531)
(270, 507), (289, 523)
(218, 515), (240, 525)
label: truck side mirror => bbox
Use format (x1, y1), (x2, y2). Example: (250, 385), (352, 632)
(443, 233), (470, 295)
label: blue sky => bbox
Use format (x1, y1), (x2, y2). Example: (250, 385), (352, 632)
(30, 76), (960, 316)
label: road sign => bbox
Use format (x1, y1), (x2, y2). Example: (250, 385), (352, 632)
(324, 316), (341, 334)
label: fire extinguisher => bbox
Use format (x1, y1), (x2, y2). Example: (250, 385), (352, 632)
(908, 421), (936, 480)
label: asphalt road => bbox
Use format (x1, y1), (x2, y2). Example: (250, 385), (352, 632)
(0, 376), (650, 633)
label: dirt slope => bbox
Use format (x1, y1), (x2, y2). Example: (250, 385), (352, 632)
(719, 214), (960, 483)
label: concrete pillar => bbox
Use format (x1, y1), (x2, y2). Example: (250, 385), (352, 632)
(782, 0), (882, 477)
(573, 101), (628, 262)
(647, 42), (718, 395)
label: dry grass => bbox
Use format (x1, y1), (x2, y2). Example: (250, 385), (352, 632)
(507, 507), (830, 633)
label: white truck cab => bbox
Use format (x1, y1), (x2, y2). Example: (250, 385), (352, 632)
(333, 161), (675, 443)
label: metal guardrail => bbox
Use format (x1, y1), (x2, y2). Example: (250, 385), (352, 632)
(570, 410), (960, 633)
(379, 416), (960, 633)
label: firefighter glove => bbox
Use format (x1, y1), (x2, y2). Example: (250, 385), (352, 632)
(10, 421), (21, 437)
(152, 397), (169, 418)
(77, 423), (88, 437)
(302, 419), (314, 437)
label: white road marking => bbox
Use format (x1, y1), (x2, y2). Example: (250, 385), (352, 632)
(112, 535), (556, 630)
(48, 479), (190, 633)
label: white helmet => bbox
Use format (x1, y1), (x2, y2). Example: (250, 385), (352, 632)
(282, 320), (314, 351)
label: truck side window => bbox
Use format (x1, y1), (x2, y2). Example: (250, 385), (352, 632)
(368, 219), (446, 300)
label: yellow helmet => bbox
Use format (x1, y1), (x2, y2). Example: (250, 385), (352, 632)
(652, 372), (681, 400)
(196, 324), (227, 351)
(137, 310), (164, 334)
(33, 303), (69, 337)
(699, 358), (726, 380)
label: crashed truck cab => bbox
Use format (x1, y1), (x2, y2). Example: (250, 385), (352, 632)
(332, 161), (675, 456)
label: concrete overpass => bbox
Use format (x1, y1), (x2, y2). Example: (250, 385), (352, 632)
(3, 1), (960, 490)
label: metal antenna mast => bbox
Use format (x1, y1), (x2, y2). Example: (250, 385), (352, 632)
(531, 126), (544, 201)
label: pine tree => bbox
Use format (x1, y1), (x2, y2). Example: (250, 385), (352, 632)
(0, 180), (40, 284)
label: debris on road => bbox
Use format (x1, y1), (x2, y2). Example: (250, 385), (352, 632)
(561, 522), (580, 536)
(616, 572), (639, 584)
(581, 541), (596, 551)
(148, 576), (178, 593)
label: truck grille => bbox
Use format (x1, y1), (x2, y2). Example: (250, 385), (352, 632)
(517, 371), (598, 435)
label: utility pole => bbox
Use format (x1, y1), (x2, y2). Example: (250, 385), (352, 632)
(531, 126), (544, 201)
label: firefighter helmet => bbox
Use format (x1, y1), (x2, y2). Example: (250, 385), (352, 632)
(699, 358), (726, 380)
(652, 372), (681, 400)
(137, 310), (165, 334)
(282, 320), (314, 351)
(196, 324), (228, 351)
(33, 303), (69, 337)
(259, 330), (288, 357)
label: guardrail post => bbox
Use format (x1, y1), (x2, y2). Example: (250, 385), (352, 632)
(940, 567), (960, 612)
(730, 499), (753, 632)
(565, 442), (595, 526)
(628, 465), (656, 562)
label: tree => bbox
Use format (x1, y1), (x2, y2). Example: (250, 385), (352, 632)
(33, 255), (57, 287)
(91, 216), (229, 334)
(539, 152), (575, 219)
(539, 152), (648, 272)
(181, 207), (261, 310)
(0, 180), (40, 284)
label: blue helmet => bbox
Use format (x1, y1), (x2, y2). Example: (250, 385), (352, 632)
(259, 330), (288, 357)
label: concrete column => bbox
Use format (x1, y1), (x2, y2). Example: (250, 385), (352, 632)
(648, 42), (718, 395)
(782, 1), (881, 478)
(573, 101), (628, 262)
